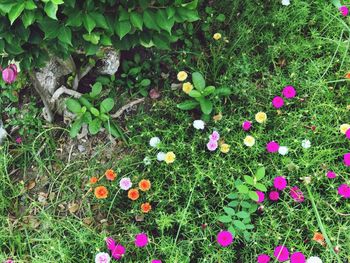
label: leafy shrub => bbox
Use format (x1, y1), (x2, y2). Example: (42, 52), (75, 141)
(0, 0), (199, 70)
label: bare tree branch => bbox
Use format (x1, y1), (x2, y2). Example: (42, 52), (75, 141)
(110, 98), (145, 118)
(50, 86), (82, 104)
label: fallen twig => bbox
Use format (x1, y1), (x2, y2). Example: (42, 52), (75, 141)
(110, 98), (145, 118)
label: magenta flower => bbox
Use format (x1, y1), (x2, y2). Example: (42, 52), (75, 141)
(344, 153), (350, 166)
(210, 131), (220, 141)
(217, 230), (233, 247)
(106, 237), (126, 260)
(346, 129), (350, 139)
(282, 86), (296, 99)
(135, 233), (148, 247)
(257, 254), (271, 263)
(290, 252), (306, 263)
(290, 186), (304, 202)
(256, 191), (265, 203)
(151, 260), (162, 263)
(16, 137), (22, 144)
(266, 141), (279, 153)
(326, 171), (336, 179)
(338, 184), (350, 199)
(273, 176), (287, 190)
(2, 64), (18, 84)
(269, 191), (280, 201)
(339, 6), (349, 16)
(5, 260), (14, 263)
(272, 96), (284, 109)
(242, 121), (252, 131)
(207, 140), (218, 151)
(274, 245), (289, 262)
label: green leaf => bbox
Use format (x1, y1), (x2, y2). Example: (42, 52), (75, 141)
(199, 98), (213, 115)
(228, 201), (239, 207)
(100, 98), (114, 113)
(130, 12), (143, 30)
(70, 120), (82, 137)
(177, 100), (199, 110)
(83, 14), (96, 33)
(227, 193), (238, 199)
(22, 10), (35, 28)
(233, 220), (246, 230)
(255, 167), (265, 181)
(25, 0), (37, 10)
(82, 112), (92, 123)
(88, 118), (102, 135)
(140, 79), (151, 87)
(244, 176), (254, 186)
(241, 201), (251, 208)
(236, 211), (250, 219)
(9, 3), (25, 24)
(91, 12), (108, 29)
(246, 224), (254, 230)
(218, 215), (232, 223)
(243, 231), (251, 241)
(83, 33), (100, 45)
(90, 107), (100, 117)
(143, 10), (159, 31)
(188, 90), (202, 98)
(223, 207), (235, 216)
(66, 11), (82, 27)
(236, 184), (249, 194)
(104, 122), (122, 139)
(156, 9), (174, 34)
(58, 26), (72, 46)
(228, 226), (236, 237)
(331, 0), (341, 8)
(66, 98), (81, 113)
(90, 82), (102, 97)
(192, 72), (205, 91)
(100, 35), (112, 46)
(44, 2), (58, 20)
(215, 87), (231, 96)
(248, 191), (259, 202)
(181, 0), (198, 9)
(202, 86), (215, 96)
(166, 7), (175, 18)
(115, 20), (131, 39)
(216, 14), (226, 22)
(255, 183), (267, 192)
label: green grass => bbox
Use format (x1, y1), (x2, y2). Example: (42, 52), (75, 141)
(1, 1), (350, 262)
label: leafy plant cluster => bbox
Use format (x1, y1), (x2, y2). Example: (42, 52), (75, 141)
(218, 167), (267, 241)
(0, 0), (199, 70)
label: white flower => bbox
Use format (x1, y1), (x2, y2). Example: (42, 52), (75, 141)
(143, 157), (151, 165)
(119, 177), (132, 190)
(306, 256), (322, 263)
(193, 120), (205, 130)
(281, 0), (290, 6)
(95, 252), (110, 263)
(149, 137), (161, 148)
(301, 139), (311, 149)
(157, 152), (166, 161)
(278, 146), (289, 155)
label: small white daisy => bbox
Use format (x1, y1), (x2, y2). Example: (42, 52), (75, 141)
(143, 156), (151, 165)
(281, 0), (290, 6)
(95, 252), (111, 263)
(149, 137), (161, 148)
(306, 256), (322, 263)
(193, 120), (205, 130)
(301, 139), (311, 149)
(278, 146), (289, 155)
(157, 152), (166, 161)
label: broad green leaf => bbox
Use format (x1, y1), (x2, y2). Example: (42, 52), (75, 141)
(100, 98), (114, 113)
(58, 26), (72, 46)
(244, 176), (254, 186)
(233, 220), (246, 230)
(249, 204), (258, 214)
(90, 107), (100, 117)
(228, 226), (236, 237)
(152, 34), (170, 49)
(90, 82), (102, 97)
(156, 9), (174, 34)
(202, 86), (215, 96)
(104, 122), (122, 138)
(91, 12), (108, 29)
(140, 79), (151, 87)
(199, 98), (213, 115)
(227, 193), (238, 199)
(100, 113), (109, 122)
(83, 14), (96, 33)
(66, 11), (82, 27)
(216, 14), (226, 22)
(236, 211), (250, 219)
(70, 120), (82, 137)
(255, 167), (265, 181)
(192, 72), (205, 91)
(83, 33), (100, 45)
(243, 231), (251, 241)
(143, 10), (159, 31)
(130, 12), (143, 30)
(66, 98), (81, 113)
(22, 10), (35, 28)
(255, 183), (267, 192)
(331, 0), (341, 8)
(188, 90), (202, 98)
(218, 215), (232, 223)
(228, 201), (239, 207)
(236, 184), (249, 194)
(52, 0), (64, 4)
(223, 207), (235, 216)
(245, 224), (254, 230)
(82, 112), (92, 123)
(25, 0), (37, 10)
(166, 7), (175, 18)
(240, 201), (251, 208)
(88, 118), (102, 135)
(181, 0), (198, 9)
(248, 191), (259, 201)
(100, 35), (112, 46)
(44, 2), (58, 20)
(215, 87), (231, 96)
(115, 20), (131, 39)
(176, 100), (199, 110)
(9, 3), (25, 24)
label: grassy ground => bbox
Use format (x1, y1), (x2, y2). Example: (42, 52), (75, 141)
(1, 1), (350, 262)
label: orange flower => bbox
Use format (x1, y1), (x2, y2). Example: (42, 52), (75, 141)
(94, 186), (108, 199)
(105, 169), (116, 181)
(139, 179), (151, 192)
(90, 177), (98, 184)
(128, 188), (139, 201)
(345, 72), (350, 79)
(313, 232), (325, 246)
(141, 202), (152, 213)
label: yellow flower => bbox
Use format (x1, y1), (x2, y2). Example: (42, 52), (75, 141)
(164, 151), (176, 164)
(213, 33), (222, 40)
(182, 82), (193, 94)
(213, 112), (223, 122)
(177, 71), (188, 82)
(340, 124), (350, 134)
(220, 143), (230, 153)
(244, 135), (255, 147)
(255, 112), (267, 123)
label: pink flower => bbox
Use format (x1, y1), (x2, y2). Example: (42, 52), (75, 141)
(290, 186), (304, 202)
(2, 64), (18, 84)
(242, 121), (252, 131)
(257, 254), (271, 263)
(272, 96), (284, 109)
(274, 245), (289, 262)
(269, 191), (280, 201)
(16, 137), (22, 144)
(112, 244), (126, 260)
(216, 230), (233, 247)
(256, 191), (265, 203)
(207, 140), (218, 151)
(346, 129), (350, 139)
(151, 260), (162, 263)
(135, 233), (148, 247)
(338, 184), (350, 199)
(266, 141), (279, 153)
(273, 176), (287, 190)
(344, 153), (350, 166)
(326, 171), (336, 179)
(339, 6), (349, 16)
(5, 260), (14, 263)
(282, 86), (296, 99)
(290, 252), (306, 263)
(210, 131), (220, 141)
